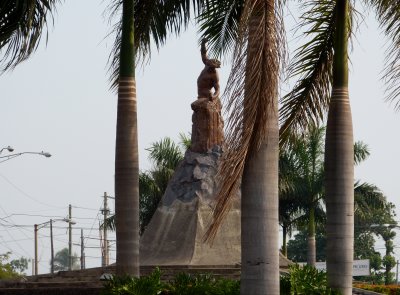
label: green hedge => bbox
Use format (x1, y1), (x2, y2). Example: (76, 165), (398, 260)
(354, 283), (400, 295)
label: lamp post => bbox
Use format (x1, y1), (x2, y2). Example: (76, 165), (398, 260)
(0, 151), (51, 163)
(34, 218), (75, 275)
(0, 146), (14, 154)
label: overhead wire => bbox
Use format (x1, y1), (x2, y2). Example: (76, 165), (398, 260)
(0, 173), (64, 209)
(0, 205), (32, 257)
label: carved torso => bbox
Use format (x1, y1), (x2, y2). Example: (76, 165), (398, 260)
(197, 40), (221, 100)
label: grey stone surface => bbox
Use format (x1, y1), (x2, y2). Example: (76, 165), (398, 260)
(140, 147), (241, 265)
(140, 147), (292, 268)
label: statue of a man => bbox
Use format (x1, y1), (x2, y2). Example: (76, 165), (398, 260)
(197, 39), (221, 101)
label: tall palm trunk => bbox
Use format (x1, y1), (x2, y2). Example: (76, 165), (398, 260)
(241, 1), (279, 293)
(325, 0), (354, 293)
(307, 206), (316, 266)
(282, 225), (287, 257)
(115, 0), (140, 276)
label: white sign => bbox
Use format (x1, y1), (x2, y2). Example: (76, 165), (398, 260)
(301, 260), (370, 276)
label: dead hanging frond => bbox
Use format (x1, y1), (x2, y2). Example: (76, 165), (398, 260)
(204, 0), (285, 242)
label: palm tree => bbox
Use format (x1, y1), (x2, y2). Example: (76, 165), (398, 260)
(290, 125), (325, 266)
(279, 138), (306, 257)
(51, 248), (79, 271)
(200, 0), (283, 293)
(280, 125), (371, 266)
(279, 0), (399, 292)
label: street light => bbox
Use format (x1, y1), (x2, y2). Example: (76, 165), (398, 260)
(0, 151), (52, 163)
(0, 146), (14, 154)
(34, 218), (75, 275)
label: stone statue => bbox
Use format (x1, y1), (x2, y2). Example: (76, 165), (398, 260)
(191, 39), (224, 153)
(197, 39), (221, 101)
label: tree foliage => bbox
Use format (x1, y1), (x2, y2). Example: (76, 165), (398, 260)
(51, 248), (79, 272)
(0, 252), (19, 279)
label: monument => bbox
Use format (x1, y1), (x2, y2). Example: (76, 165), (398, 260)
(139, 40), (291, 269)
(139, 40), (240, 266)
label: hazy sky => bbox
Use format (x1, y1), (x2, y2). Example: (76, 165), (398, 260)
(0, 1), (399, 273)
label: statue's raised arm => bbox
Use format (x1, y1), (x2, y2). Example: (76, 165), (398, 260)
(197, 39), (221, 101)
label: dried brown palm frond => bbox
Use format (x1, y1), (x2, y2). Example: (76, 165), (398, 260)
(204, 0), (285, 242)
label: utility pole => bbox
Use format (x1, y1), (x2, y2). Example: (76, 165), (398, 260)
(101, 192), (110, 267)
(80, 229), (85, 270)
(34, 224), (38, 275)
(68, 204), (72, 271)
(396, 260), (399, 285)
(50, 219), (54, 274)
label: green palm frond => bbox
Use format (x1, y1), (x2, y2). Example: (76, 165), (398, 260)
(0, 0), (59, 72)
(197, 0), (242, 58)
(101, 214), (116, 231)
(178, 132), (191, 150)
(146, 137), (184, 170)
(279, 0), (337, 144)
(367, 0), (400, 109)
(354, 181), (386, 222)
(107, 0), (208, 90)
(354, 141), (370, 165)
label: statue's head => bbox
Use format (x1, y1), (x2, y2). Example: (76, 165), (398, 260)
(206, 58), (221, 69)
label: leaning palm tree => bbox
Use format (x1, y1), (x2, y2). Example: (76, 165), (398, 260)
(279, 0), (399, 293)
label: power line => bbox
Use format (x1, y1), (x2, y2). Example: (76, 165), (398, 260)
(0, 173), (64, 209)
(0, 205), (32, 257)
(0, 213), (95, 220)
(71, 205), (99, 211)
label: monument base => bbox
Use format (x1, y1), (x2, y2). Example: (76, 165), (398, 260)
(140, 147), (241, 266)
(190, 97), (224, 153)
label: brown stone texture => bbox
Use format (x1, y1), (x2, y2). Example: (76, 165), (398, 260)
(190, 97), (224, 153)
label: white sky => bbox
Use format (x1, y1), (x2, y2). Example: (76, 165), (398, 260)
(0, 1), (399, 274)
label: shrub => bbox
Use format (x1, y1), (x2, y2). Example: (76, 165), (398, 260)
(102, 267), (166, 295)
(102, 265), (341, 295)
(102, 269), (239, 295)
(354, 283), (400, 295)
(168, 272), (239, 295)
(287, 264), (341, 295)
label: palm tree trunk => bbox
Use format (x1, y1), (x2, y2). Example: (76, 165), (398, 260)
(242, 125), (279, 295)
(325, 0), (354, 293)
(282, 225), (287, 257)
(307, 206), (316, 266)
(241, 1), (279, 294)
(115, 0), (140, 277)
